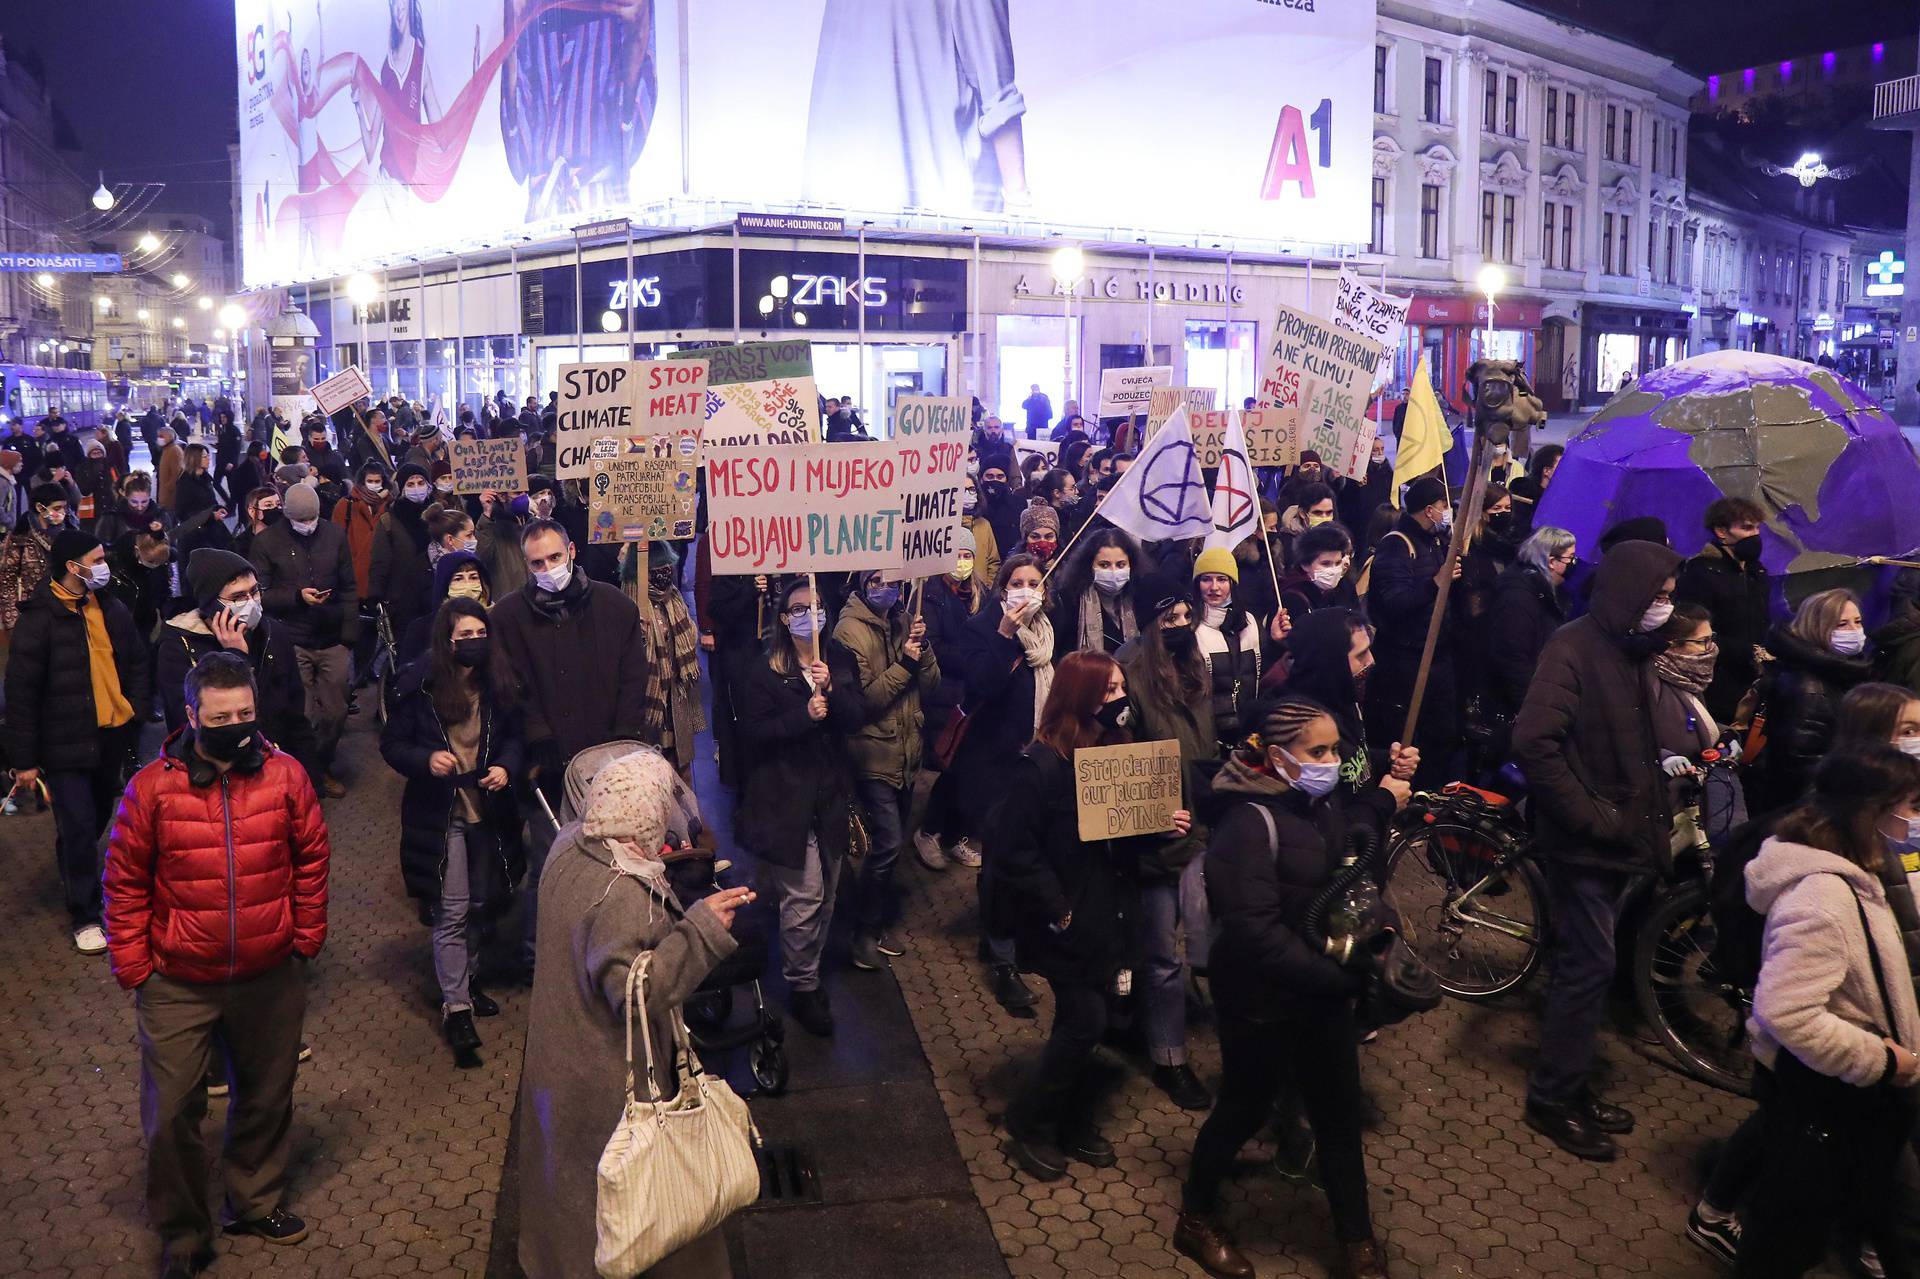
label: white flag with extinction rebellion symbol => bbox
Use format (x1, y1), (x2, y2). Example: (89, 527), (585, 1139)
(1092, 406), (1213, 545)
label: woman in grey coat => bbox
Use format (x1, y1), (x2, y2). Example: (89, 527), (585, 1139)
(516, 749), (754, 1278)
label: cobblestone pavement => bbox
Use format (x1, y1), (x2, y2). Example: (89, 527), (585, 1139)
(0, 710), (525, 1278)
(883, 839), (1849, 1279)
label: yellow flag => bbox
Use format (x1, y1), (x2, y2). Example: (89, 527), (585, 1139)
(1393, 351), (1446, 506)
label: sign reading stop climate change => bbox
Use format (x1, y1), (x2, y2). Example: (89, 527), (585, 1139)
(1256, 302), (1384, 480)
(556, 358), (709, 479)
(892, 396), (971, 579)
(706, 442), (902, 574)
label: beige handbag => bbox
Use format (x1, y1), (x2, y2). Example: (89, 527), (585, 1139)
(595, 951), (760, 1278)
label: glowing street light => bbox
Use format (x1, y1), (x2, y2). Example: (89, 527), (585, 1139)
(1050, 245), (1086, 287)
(757, 295), (775, 316)
(91, 173), (114, 211)
(1050, 245), (1086, 407)
(218, 303), (247, 332)
(35, 271), (56, 288)
(600, 309), (622, 332)
(137, 232), (160, 253)
(346, 273), (378, 306)
(136, 308), (151, 323)
(171, 272), (190, 289)
(197, 296), (213, 310)
(770, 276), (790, 301)
(1476, 263), (1507, 351)
(95, 295), (111, 311)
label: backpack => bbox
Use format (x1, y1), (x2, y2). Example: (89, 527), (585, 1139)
(1707, 814), (1778, 991)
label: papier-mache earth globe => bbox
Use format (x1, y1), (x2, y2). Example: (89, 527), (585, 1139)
(1535, 350), (1920, 614)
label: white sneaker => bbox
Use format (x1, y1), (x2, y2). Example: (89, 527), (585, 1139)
(913, 830), (949, 871)
(950, 837), (984, 868)
(72, 925), (107, 954)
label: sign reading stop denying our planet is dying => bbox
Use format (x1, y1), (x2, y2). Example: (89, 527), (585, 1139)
(1074, 740), (1183, 841)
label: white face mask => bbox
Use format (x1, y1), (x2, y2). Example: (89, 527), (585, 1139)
(1639, 600), (1674, 633)
(289, 517), (318, 536)
(1310, 563), (1347, 590)
(435, 478), (456, 493)
(1831, 627), (1867, 656)
(462, 535), (479, 555)
(534, 560), (574, 593)
(79, 561), (111, 591)
(228, 597), (263, 630)
(1092, 567), (1130, 595)
(403, 483), (431, 503)
(1279, 746), (1340, 798)
(1898, 736), (1920, 759)
(1005, 586), (1042, 613)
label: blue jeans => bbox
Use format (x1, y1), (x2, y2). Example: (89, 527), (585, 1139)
(1137, 868), (1199, 1068)
(434, 823), (481, 1012)
(1527, 861), (1636, 1107)
(854, 779), (910, 934)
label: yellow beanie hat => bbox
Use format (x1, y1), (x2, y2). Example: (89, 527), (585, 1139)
(1192, 546), (1239, 583)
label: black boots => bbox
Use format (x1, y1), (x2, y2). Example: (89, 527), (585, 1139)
(443, 1009), (482, 1068)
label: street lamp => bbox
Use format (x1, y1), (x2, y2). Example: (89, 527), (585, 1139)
(91, 173), (114, 212)
(136, 308), (151, 323)
(170, 272), (190, 289)
(171, 317), (185, 330)
(137, 232), (160, 253)
(600, 309), (622, 333)
(197, 296), (213, 310)
(1050, 245), (1086, 420)
(1475, 263), (1506, 356)
(34, 272), (54, 288)
(218, 303), (246, 331)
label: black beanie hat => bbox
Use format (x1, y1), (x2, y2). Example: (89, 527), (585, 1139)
(1132, 570), (1194, 631)
(49, 529), (102, 576)
(186, 548), (255, 606)
(1403, 475), (1448, 512)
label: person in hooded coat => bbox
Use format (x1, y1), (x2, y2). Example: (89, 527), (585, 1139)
(1364, 475), (1459, 788)
(1510, 537), (1683, 1162)
(367, 462), (437, 641)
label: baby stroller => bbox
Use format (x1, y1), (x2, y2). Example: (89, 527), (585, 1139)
(533, 741), (789, 1095)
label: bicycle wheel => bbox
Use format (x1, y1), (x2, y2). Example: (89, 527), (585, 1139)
(1632, 880), (1752, 1094)
(1383, 823), (1548, 1000)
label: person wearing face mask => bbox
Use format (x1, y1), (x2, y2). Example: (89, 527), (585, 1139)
(1275, 450), (1328, 509)
(103, 652), (330, 1277)
(1174, 697), (1409, 1279)
(397, 550), (494, 669)
(4, 529), (147, 953)
(977, 460), (1023, 561)
(830, 566), (941, 970)
(248, 480), (359, 799)
(1278, 524), (1359, 624)
(1018, 500), (1060, 567)
(736, 578), (862, 1036)
(1511, 537), (1683, 1160)
(107, 527), (188, 650)
(1648, 603), (1749, 836)
(332, 464), (391, 655)
(366, 463), (438, 644)
(429, 459), (459, 503)
(1746, 588), (1875, 819)
(404, 420), (447, 472)
(991, 651), (1195, 1182)
(958, 473), (1002, 587)
(1364, 475), (1461, 789)
(1276, 482), (1340, 568)
(1459, 484), (1519, 621)
(1339, 437), (1395, 534)
(424, 505), (478, 571)
(1192, 548), (1264, 753)
(226, 486), (280, 560)
(381, 597), (525, 1066)
(1274, 608), (1419, 803)
(1050, 528), (1143, 658)
(93, 472), (171, 552)
(619, 541), (705, 780)
(916, 531), (987, 870)
(1676, 497), (1774, 725)
(1114, 574), (1217, 1111)
(158, 548), (316, 780)
(0, 482), (81, 633)
(1486, 526), (1577, 747)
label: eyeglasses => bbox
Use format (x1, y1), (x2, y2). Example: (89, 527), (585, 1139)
(220, 587), (263, 606)
(1675, 635), (1717, 649)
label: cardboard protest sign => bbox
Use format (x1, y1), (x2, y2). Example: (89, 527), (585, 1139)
(588, 431), (701, 544)
(310, 365), (373, 416)
(555, 361), (638, 479)
(635, 357), (709, 434)
(449, 437), (527, 495)
(702, 377), (818, 448)
(1097, 365), (1173, 418)
(672, 340), (812, 386)
(1189, 411), (1232, 469)
(1333, 268), (1411, 348)
(1013, 439), (1060, 473)
(1146, 385), (1216, 440)
(1239, 407), (1300, 468)
(705, 442), (903, 575)
(892, 396), (971, 580)
(1074, 740), (1183, 840)
(1255, 303), (1385, 480)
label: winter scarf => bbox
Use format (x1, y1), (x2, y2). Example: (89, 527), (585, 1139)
(1077, 585), (1136, 655)
(1018, 611), (1056, 731)
(1654, 647), (1717, 697)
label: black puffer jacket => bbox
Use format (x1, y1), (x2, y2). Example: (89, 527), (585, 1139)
(733, 648), (863, 870)
(1675, 543), (1772, 724)
(367, 476), (435, 635)
(3, 583), (150, 772)
(988, 742), (1150, 985)
(1204, 753), (1391, 1022)
(1486, 562), (1566, 721)
(1511, 540), (1683, 871)
(1746, 621), (1872, 816)
(379, 662), (526, 909)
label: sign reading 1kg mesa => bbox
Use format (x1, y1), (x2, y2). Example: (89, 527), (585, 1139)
(555, 358), (710, 480)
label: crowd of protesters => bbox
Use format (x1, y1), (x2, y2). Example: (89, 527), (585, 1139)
(9, 389), (1920, 1279)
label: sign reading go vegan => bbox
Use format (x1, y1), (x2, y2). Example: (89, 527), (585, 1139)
(706, 442), (903, 574)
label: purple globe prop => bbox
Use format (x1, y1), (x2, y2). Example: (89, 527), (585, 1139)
(1536, 351), (1920, 609)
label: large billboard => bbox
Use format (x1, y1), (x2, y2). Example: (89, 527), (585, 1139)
(236, 0), (1375, 289)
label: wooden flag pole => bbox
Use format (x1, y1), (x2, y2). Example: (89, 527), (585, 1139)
(807, 571), (821, 667)
(1400, 417), (1494, 748)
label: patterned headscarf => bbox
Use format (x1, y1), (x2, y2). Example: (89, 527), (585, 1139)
(580, 749), (677, 876)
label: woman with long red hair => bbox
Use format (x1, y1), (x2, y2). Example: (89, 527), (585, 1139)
(988, 650), (1192, 1183)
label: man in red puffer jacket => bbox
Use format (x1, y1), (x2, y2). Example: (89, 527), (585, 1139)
(105, 651), (329, 1279)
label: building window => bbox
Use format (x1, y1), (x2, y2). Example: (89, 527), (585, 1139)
(1605, 104), (1617, 159)
(1648, 219), (1658, 278)
(1501, 194), (1517, 262)
(1484, 69), (1499, 132)
(1564, 91), (1578, 151)
(1543, 202), (1557, 268)
(1622, 109), (1634, 163)
(1666, 224), (1677, 283)
(1603, 212), (1615, 274)
(1374, 45), (1389, 113)
(1650, 122), (1661, 175)
(1620, 215), (1632, 276)
(1545, 87), (1559, 147)
(1669, 127), (1679, 176)
(1505, 75), (1519, 136)
(1370, 176), (1386, 253)
(1424, 57), (1444, 122)
(1481, 191), (1496, 259)
(1420, 184), (1442, 258)
(1562, 204), (1576, 268)
(1818, 255), (1830, 307)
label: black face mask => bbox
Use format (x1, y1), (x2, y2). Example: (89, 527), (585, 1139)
(1730, 533), (1763, 564)
(453, 637), (491, 667)
(1352, 664), (1373, 700)
(982, 481), (1009, 501)
(1096, 698), (1132, 732)
(1162, 623), (1196, 653)
(260, 508), (284, 526)
(196, 719), (258, 764)
(1486, 510), (1515, 537)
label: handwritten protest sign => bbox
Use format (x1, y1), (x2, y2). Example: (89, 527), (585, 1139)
(1333, 268), (1411, 348)
(1098, 365), (1173, 418)
(555, 362), (638, 479)
(1074, 740), (1183, 840)
(892, 396), (971, 580)
(449, 438), (527, 495)
(702, 377), (818, 448)
(1013, 439), (1060, 473)
(672, 340), (812, 386)
(1239, 407), (1300, 468)
(1255, 303), (1385, 480)
(705, 442), (903, 575)
(1146, 385), (1216, 440)
(635, 358), (708, 434)
(589, 431), (700, 544)
(310, 365), (373, 416)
